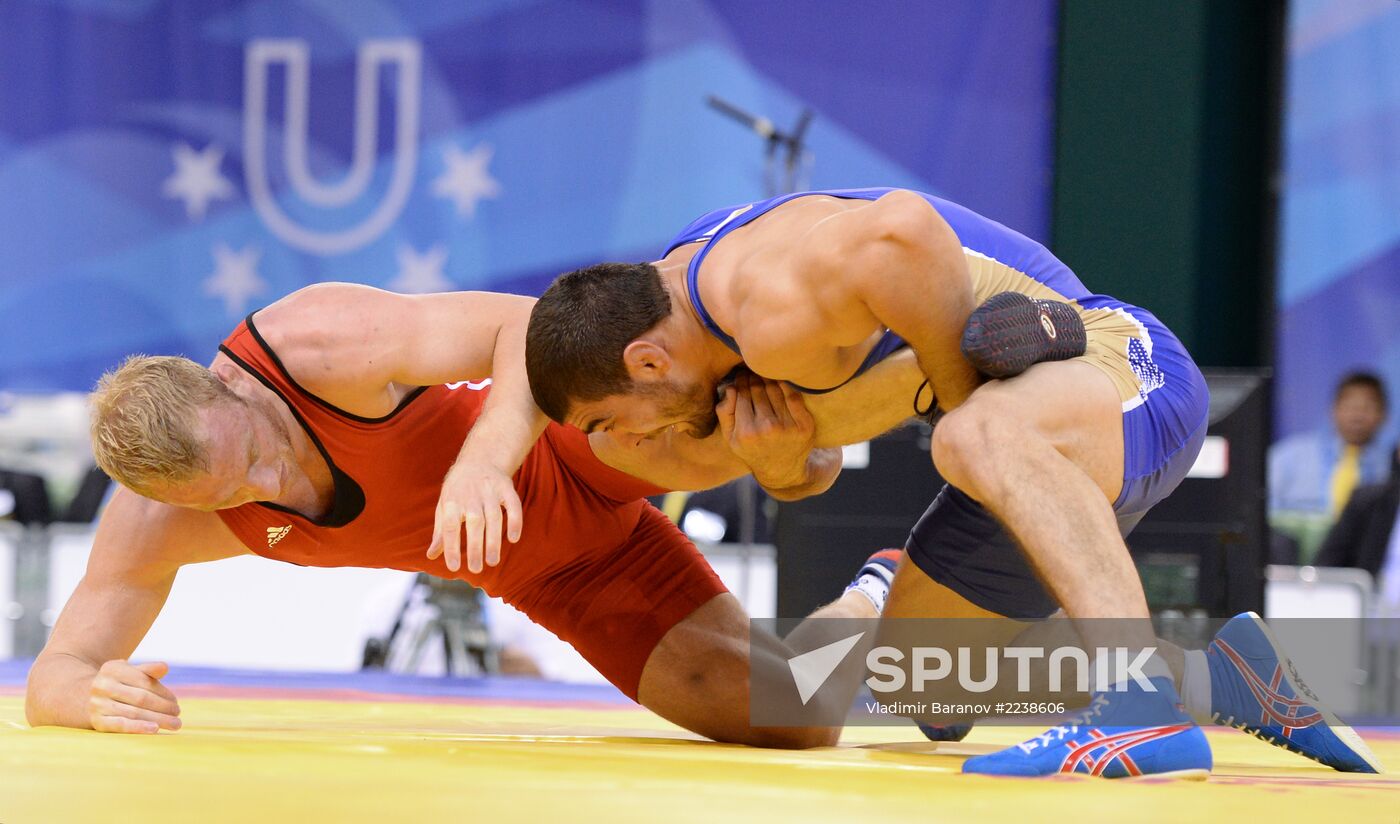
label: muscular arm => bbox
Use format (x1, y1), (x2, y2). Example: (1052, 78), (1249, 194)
(589, 428), (746, 492)
(255, 283), (548, 573)
(360, 286), (547, 478)
(254, 282), (540, 419)
(739, 191), (981, 411)
(592, 429), (841, 499)
(25, 488), (248, 730)
(590, 374), (842, 501)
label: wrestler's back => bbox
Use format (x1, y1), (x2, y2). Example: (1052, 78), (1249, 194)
(662, 188), (1151, 447)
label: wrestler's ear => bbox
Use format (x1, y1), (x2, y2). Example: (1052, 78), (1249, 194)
(209, 361), (252, 394)
(621, 340), (671, 384)
(209, 361), (240, 385)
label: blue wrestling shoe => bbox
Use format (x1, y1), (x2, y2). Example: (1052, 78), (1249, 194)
(1208, 612), (1384, 774)
(961, 678), (1212, 779)
(961, 291), (1088, 379)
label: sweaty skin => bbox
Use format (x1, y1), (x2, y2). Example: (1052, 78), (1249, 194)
(26, 283), (856, 749)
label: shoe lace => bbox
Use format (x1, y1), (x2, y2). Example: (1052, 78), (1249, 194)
(1016, 696), (1110, 754)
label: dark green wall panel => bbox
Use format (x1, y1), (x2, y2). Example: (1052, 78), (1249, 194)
(1054, 0), (1280, 367)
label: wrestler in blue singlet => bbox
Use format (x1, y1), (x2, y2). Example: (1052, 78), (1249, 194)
(666, 188), (1210, 619)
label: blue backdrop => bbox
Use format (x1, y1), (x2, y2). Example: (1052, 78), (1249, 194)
(0, 0), (1057, 393)
(1276, 0), (1400, 445)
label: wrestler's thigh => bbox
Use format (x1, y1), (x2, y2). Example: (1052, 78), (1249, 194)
(952, 359), (1125, 502)
(885, 553), (1031, 634)
(635, 593), (834, 749)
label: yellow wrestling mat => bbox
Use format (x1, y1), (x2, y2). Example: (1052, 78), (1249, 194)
(1, 688), (1397, 823)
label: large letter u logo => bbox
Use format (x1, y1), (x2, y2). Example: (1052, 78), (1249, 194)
(243, 38), (421, 256)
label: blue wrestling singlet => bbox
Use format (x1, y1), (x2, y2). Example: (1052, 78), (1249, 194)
(663, 188), (1212, 618)
(667, 187), (1099, 393)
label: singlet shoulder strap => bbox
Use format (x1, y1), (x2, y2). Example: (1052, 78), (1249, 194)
(682, 193), (820, 355)
(679, 188), (909, 386)
(215, 340), (367, 528)
(786, 330), (907, 394)
(237, 311), (428, 424)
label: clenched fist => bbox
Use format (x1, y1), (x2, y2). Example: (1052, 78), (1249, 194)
(716, 372), (818, 491)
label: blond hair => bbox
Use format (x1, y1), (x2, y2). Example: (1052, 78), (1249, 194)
(90, 355), (238, 493)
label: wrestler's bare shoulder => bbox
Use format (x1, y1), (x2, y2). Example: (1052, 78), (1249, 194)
(711, 196), (865, 284)
(728, 197), (917, 379)
(253, 283), (386, 370)
(726, 192), (938, 303)
(218, 283), (528, 419)
(240, 283), (419, 415)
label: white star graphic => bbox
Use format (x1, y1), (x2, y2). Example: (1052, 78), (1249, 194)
(204, 244), (267, 316)
(163, 143), (235, 221)
(389, 244), (453, 294)
(431, 143), (502, 218)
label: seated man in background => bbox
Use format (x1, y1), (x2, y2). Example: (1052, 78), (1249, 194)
(25, 283), (883, 749)
(1270, 371), (1392, 562)
(1317, 442), (1400, 605)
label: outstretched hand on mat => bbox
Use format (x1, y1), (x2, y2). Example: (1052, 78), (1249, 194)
(88, 659), (181, 734)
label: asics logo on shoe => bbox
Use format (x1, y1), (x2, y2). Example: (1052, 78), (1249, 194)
(1214, 638), (1322, 733)
(1057, 725), (1195, 777)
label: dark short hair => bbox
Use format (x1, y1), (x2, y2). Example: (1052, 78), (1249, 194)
(1335, 371), (1388, 409)
(526, 262), (672, 422)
